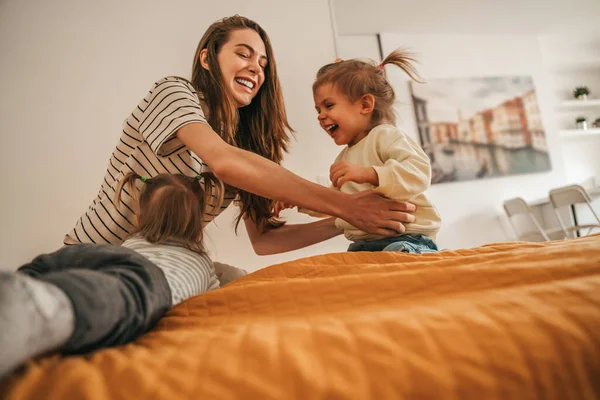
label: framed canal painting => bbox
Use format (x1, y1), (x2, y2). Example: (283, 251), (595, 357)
(409, 76), (551, 184)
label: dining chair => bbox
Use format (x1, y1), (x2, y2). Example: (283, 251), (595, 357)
(503, 197), (563, 241)
(548, 184), (600, 239)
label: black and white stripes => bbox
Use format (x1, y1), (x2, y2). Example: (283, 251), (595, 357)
(64, 76), (234, 246)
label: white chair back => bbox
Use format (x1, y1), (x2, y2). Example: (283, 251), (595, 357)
(548, 184), (600, 238)
(503, 197), (550, 242)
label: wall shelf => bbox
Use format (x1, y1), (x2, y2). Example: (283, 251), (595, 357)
(559, 128), (600, 138)
(558, 99), (600, 109)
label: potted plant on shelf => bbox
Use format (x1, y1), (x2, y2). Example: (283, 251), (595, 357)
(573, 86), (590, 100)
(576, 116), (588, 130)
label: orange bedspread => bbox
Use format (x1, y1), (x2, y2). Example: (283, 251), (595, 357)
(2, 234), (600, 399)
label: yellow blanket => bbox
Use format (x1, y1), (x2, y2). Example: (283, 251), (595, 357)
(3, 235), (600, 399)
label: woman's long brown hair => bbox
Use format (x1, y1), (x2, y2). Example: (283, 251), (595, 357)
(191, 15), (293, 233)
(115, 172), (223, 254)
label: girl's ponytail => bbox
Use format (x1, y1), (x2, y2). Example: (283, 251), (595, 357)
(380, 48), (424, 83)
(114, 172), (146, 210)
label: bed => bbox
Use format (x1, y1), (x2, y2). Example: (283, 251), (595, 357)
(2, 234), (600, 399)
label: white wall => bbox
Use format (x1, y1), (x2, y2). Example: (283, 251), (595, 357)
(539, 33), (600, 184)
(379, 33), (568, 249)
(0, 0), (349, 272)
(336, 35), (381, 61)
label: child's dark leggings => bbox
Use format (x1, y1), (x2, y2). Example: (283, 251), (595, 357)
(17, 244), (172, 354)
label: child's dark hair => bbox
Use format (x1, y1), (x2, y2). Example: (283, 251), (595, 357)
(114, 173), (223, 254)
(313, 48), (423, 127)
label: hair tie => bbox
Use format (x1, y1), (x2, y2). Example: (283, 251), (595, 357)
(334, 58), (343, 63)
(378, 64), (385, 70)
(139, 175), (148, 182)
(195, 175), (202, 180)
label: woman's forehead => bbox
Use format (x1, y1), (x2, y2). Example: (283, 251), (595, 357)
(224, 29), (266, 56)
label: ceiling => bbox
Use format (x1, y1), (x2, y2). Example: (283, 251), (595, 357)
(332, 0), (600, 35)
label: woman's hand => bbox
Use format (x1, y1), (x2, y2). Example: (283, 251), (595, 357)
(343, 191), (416, 236)
(330, 161), (379, 188)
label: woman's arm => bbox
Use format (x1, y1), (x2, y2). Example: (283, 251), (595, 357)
(244, 217), (343, 256)
(177, 123), (415, 236)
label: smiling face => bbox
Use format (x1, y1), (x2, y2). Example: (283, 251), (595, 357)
(313, 83), (373, 147)
(200, 28), (268, 108)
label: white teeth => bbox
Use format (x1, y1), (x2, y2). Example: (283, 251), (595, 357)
(235, 78), (254, 89)
(326, 124), (337, 131)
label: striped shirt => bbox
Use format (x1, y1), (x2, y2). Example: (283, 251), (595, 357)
(122, 236), (219, 305)
(64, 76), (235, 245)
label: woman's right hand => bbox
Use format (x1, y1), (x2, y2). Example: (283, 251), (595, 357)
(342, 190), (416, 236)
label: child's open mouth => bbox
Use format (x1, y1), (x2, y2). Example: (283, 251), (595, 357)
(325, 124), (338, 135)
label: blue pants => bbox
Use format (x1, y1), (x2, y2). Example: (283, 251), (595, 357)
(347, 234), (438, 254)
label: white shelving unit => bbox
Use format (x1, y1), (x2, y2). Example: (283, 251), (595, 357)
(559, 128), (600, 138)
(558, 99), (600, 135)
(558, 99), (600, 109)
(552, 78), (600, 141)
